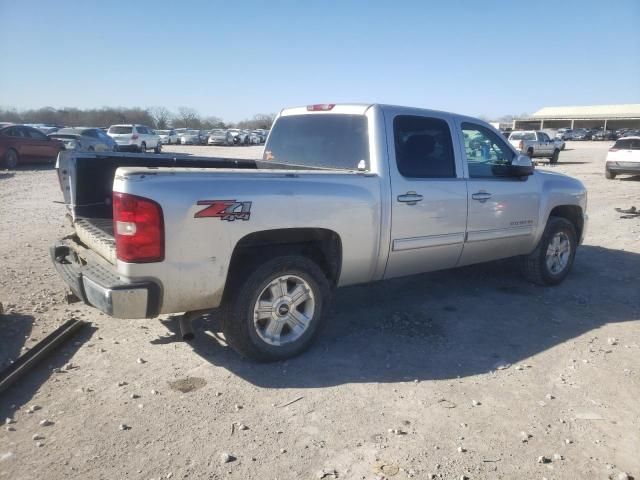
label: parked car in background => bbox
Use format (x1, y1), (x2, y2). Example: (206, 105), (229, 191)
(178, 130), (202, 145)
(237, 129), (251, 145)
(621, 129), (640, 138)
(605, 136), (640, 179)
(24, 123), (62, 135)
(49, 127), (118, 152)
(226, 129), (241, 144)
(249, 130), (262, 144)
(508, 130), (561, 163)
(568, 129), (591, 141)
(156, 129), (178, 145)
(207, 129), (235, 145)
(591, 129), (617, 141)
(107, 124), (161, 153)
(1, 124), (64, 168)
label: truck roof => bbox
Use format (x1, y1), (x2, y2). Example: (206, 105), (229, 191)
(280, 103), (476, 121)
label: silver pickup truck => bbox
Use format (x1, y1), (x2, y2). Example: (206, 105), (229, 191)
(508, 130), (562, 164)
(52, 103), (587, 361)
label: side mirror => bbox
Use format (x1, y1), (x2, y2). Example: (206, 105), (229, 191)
(510, 154), (534, 176)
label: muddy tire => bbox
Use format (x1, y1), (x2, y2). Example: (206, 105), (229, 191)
(222, 255), (331, 362)
(521, 216), (577, 286)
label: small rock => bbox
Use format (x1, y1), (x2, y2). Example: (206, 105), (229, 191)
(472, 400), (481, 406)
(27, 405), (41, 413)
(553, 453), (563, 461)
(280, 448), (287, 454)
(238, 424), (248, 431)
(545, 394), (555, 400)
(39, 419), (53, 427)
(317, 469), (338, 479)
(119, 424), (130, 431)
(4, 418), (14, 425)
(5, 426), (15, 432)
(32, 434), (44, 441)
(565, 438), (573, 444)
(234, 404), (242, 411)
(457, 446), (466, 453)
(151, 389), (158, 395)
(136, 358), (146, 364)
(215, 392), (222, 396)
(494, 360), (511, 370)
(537, 456), (551, 464)
(521, 431), (533, 442)
(130, 393), (140, 399)
(608, 337), (619, 346)
(36, 442), (43, 448)
(617, 473), (630, 480)
(117, 381), (127, 387)
(220, 452), (235, 464)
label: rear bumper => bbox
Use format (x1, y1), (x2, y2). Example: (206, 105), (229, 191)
(50, 239), (161, 319)
(606, 161), (640, 175)
(116, 144), (141, 152)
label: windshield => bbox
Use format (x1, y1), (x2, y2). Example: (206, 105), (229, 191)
(109, 126), (132, 134)
(264, 114), (369, 170)
(509, 132), (535, 140)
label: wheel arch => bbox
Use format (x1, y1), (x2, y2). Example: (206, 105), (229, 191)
(548, 205), (584, 241)
(222, 228), (342, 304)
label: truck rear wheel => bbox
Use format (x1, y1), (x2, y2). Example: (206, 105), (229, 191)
(605, 169), (616, 179)
(222, 255), (331, 361)
(521, 216), (577, 286)
(550, 149), (560, 164)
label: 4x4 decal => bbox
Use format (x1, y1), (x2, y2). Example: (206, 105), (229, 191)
(194, 200), (252, 221)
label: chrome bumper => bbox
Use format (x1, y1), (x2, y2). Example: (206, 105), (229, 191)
(51, 239), (161, 319)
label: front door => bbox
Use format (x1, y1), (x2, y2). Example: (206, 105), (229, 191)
(384, 112), (468, 279)
(457, 121), (540, 266)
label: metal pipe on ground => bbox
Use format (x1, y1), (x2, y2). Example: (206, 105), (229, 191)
(0, 319), (87, 394)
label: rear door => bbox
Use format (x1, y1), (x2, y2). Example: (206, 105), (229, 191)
(538, 132), (553, 155)
(384, 112), (468, 278)
(23, 127), (58, 159)
(456, 121), (540, 265)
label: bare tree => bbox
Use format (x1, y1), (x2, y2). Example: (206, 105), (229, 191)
(150, 106), (172, 129)
(176, 107), (201, 129)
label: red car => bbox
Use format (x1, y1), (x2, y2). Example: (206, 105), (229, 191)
(0, 124), (64, 168)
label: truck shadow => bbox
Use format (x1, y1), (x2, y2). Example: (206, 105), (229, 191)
(162, 245), (639, 388)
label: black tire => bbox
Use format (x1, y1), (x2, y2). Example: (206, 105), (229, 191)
(154, 142), (162, 154)
(550, 149), (560, 164)
(527, 148), (534, 159)
(521, 216), (577, 286)
(605, 169), (616, 179)
(139, 142), (146, 153)
(222, 255), (331, 362)
(3, 148), (18, 168)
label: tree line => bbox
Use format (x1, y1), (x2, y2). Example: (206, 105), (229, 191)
(0, 106), (276, 131)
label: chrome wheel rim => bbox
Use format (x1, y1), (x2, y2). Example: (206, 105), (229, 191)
(253, 275), (315, 346)
(546, 232), (571, 275)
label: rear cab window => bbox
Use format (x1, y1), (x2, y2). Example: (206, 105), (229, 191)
(509, 132), (536, 141)
(393, 115), (456, 178)
(613, 139), (640, 150)
(264, 114), (369, 170)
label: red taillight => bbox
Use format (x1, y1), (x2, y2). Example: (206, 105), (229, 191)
(113, 192), (164, 263)
(306, 104), (335, 111)
(518, 140), (524, 150)
(131, 134), (139, 140)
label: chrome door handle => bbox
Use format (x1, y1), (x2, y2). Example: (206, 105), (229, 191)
(397, 192), (424, 205)
(471, 191), (492, 203)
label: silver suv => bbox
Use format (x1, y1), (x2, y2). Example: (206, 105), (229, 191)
(107, 124), (161, 153)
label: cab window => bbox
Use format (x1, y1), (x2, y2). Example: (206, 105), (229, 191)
(461, 122), (514, 178)
(393, 115), (455, 178)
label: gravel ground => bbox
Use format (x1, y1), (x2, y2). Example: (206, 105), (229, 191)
(1, 142), (639, 480)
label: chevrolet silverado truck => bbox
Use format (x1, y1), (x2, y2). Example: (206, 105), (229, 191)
(52, 103), (587, 361)
(508, 130), (561, 164)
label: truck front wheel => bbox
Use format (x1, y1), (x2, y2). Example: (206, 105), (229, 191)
(550, 149), (560, 164)
(222, 255), (331, 361)
(521, 216), (577, 286)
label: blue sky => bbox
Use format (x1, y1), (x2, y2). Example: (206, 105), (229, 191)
(1, 0), (639, 122)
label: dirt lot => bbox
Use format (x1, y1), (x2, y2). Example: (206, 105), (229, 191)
(1, 142), (639, 480)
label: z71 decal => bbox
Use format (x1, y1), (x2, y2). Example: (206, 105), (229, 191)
(194, 200), (252, 221)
